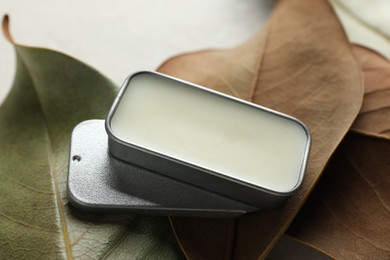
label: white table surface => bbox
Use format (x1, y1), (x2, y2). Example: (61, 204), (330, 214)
(0, 0), (274, 104)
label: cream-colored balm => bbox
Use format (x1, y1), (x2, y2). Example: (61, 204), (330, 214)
(107, 72), (310, 206)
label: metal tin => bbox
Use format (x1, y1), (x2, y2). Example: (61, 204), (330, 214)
(106, 71), (311, 208)
(67, 120), (256, 217)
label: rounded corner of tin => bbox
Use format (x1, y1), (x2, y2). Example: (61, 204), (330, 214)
(67, 182), (90, 211)
(297, 118), (311, 144)
(72, 119), (95, 132)
(280, 155), (309, 197)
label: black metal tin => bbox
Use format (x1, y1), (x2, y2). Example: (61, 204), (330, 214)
(105, 71), (311, 208)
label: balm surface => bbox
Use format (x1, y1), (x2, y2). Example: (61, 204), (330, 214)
(109, 72), (309, 193)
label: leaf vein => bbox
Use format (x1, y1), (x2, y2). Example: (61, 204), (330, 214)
(322, 200), (390, 252)
(5, 175), (54, 195)
(101, 230), (130, 259)
(249, 25), (270, 102)
(16, 48), (74, 259)
(0, 211), (56, 233)
(345, 153), (390, 213)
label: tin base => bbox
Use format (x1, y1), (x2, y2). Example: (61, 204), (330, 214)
(67, 120), (258, 217)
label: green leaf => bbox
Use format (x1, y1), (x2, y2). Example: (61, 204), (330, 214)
(0, 16), (183, 259)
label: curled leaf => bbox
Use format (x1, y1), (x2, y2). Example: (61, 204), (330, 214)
(159, 0), (364, 258)
(351, 45), (390, 138)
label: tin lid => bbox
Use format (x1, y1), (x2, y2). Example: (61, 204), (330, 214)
(67, 120), (257, 217)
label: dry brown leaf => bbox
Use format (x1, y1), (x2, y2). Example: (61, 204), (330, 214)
(286, 43), (390, 260)
(157, 0), (364, 258)
(170, 216), (335, 260)
(169, 218), (235, 260)
(351, 45), (390, 138)
(288, 133), (390, 259)
(268, 235), (335, 260)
